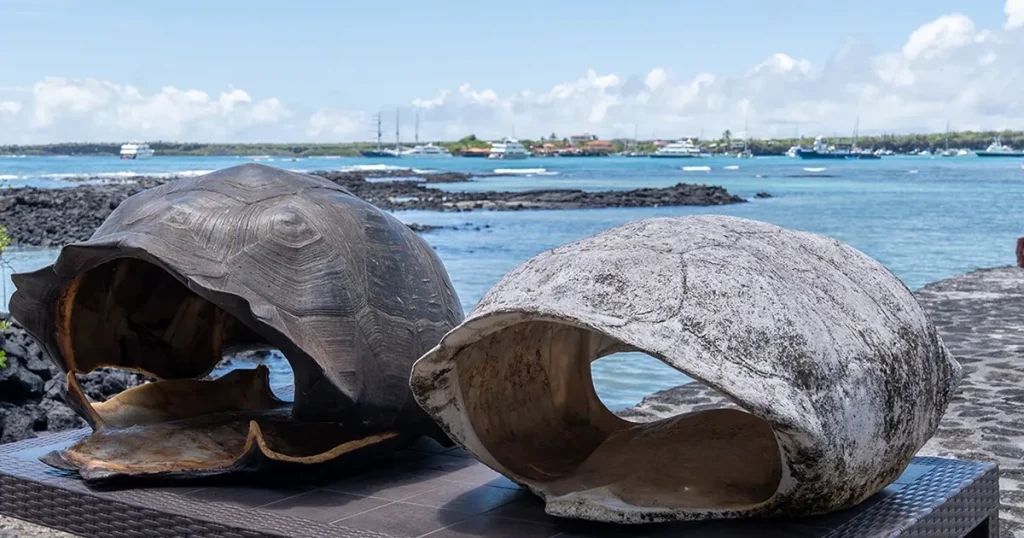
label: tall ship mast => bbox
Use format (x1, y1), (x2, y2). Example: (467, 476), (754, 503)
(376, 114), (383, 151)
(360, 109), (400, 158)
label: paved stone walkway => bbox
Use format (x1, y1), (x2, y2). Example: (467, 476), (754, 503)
(915, 267), (1024, 536)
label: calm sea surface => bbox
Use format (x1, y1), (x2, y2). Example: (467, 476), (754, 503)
(3, 154), (1022, 409)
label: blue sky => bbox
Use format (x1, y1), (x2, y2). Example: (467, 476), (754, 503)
(1, 0), (1021, 142)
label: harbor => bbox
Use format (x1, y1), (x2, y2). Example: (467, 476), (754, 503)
(12, 127), (1024, 160)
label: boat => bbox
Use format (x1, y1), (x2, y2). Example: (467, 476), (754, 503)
(851, 149), (881, 159)
(941, 122), (955, 157)
(796, 137), (847, 159)
(847, 117), (879, 159)
(741, 118), (757, 158)
(361, 110), (401, 158)
(797, 136), (880, 159)
(488, 138), (529, 160)
(361, 149), (400, 158)
(396, 111), (451, 157)
(650, 139), (704, 158)
(620, 124), (649, 156)
(399, 143), (452, 158)
(119, 143), (154, 160)
(735, 119), (753, 158)
(976, 136), (1024, 157)
(785, 146), (807, 158)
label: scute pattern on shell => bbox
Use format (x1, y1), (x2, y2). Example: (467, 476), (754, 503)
(12, 163), (463, 435)
(410, 215), (961, 523)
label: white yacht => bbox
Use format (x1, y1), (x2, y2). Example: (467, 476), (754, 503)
(488, 138), (529, 160)
(650, 139), (704, 158)
(119, 143), (154, 160)
(399, 143), (452, 158)
(976, 136), (1024, 157)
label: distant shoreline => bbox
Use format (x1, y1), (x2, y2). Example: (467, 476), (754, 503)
(2, 129), (1023, 157)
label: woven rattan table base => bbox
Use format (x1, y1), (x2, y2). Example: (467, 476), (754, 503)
(0, 429), (999, 538)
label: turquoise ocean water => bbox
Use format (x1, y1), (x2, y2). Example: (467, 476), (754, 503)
(3, 154), (1022, 409)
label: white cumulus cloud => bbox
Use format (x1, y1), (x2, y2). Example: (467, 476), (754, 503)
(307, 108), (366, 138)
(0, 102), (21, 116)
(1007, 0), (1024, 29)
(3, 77), (295, 143)
(902, 14), (977, 59)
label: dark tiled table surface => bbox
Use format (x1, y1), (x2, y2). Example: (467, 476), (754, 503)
(0, 430), (1000, 538)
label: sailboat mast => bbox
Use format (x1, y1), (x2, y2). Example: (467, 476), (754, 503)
(945, 121), (950, 151)
(853, 116), (859, 149)
(375, 113), (382, 151)
(395, 107), (400, 149)
(415, 110), (420, 145)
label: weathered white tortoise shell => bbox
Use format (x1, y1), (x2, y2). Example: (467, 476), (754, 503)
(410, 215), (961, 524)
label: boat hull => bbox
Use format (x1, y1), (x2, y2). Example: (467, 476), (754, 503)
(360, 151), (399, 158)
(976, 152), (1024, 157)
(488, 154), (529, 160)
(796, 153), (846, 159)
(797, 151), (879, 160)
(649, 154), (701, 158)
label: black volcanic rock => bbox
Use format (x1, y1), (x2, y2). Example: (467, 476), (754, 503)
(0, 315), (152, 443)
(1, 169), (745, 248)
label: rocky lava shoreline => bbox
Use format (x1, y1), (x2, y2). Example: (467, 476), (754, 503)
(0, 168), (746, 247)
(0, 315), (150, 444)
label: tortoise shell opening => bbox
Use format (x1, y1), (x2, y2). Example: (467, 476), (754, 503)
(452, 320), (783, 512)
(54, 257), (263, 379)
(44, 256), (406, 479)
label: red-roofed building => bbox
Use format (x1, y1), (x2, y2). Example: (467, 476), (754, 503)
(584, 140), (615, 154)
